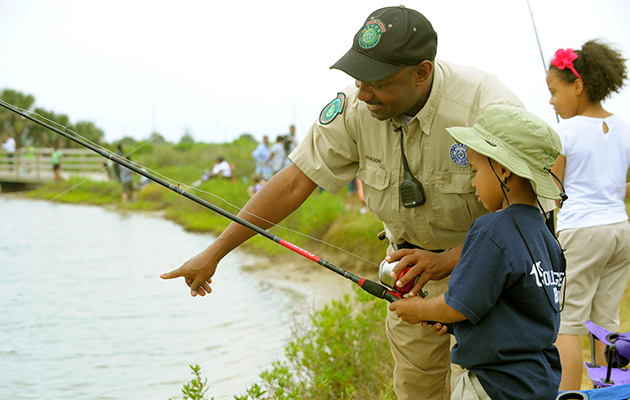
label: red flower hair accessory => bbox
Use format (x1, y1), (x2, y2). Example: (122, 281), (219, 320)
(551, 48), (582, 80)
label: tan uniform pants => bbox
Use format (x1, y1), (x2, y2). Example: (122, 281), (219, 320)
(386, 277), (458, 400)
(451, 370), (490, 400)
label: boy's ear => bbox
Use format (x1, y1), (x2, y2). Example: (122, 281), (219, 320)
(500, 165), (512, 182)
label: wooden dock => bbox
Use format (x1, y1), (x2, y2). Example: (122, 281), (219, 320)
(0, 148), (109, 192)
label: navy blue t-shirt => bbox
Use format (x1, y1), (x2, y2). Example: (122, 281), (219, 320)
(445, 204), (565, 400)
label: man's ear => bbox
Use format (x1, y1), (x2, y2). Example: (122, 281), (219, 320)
(415, 60), (433, 85)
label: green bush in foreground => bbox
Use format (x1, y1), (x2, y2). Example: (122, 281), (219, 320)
(171, 364), (213, 400)
(174, 287), (395, 400)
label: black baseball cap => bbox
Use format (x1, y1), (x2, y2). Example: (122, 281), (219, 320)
(330, 5), (438, 82)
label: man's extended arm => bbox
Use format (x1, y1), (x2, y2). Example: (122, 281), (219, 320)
(160, 163), (318, 296)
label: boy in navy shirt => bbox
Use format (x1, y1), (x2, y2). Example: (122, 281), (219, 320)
(390, 105), (566, 400)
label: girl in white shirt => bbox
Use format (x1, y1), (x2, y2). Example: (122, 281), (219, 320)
(547, 39), (630, 390)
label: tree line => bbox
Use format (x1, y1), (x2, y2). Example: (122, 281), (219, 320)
(0, 88), (108, 150)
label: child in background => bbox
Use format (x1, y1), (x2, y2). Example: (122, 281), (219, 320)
(51, 145), (63, 181)
(546, 40), (630, 390)
(390, 105), (566, 400)
(119, 156), (136, 205)
(247, 173), (265, 197)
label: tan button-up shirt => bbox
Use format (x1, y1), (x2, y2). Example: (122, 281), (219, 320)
(291, 60), (524, 250)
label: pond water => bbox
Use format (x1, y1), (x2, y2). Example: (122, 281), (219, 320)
(0, 197), (316, 399)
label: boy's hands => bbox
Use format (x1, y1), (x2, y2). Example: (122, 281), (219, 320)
(389, 296), (425, 324)
(422, 321), (450, 336)
(389, 294), (456, 335)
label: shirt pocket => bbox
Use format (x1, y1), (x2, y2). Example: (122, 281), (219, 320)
(358, 162), (390, 221)
(431, 171), (480, 231)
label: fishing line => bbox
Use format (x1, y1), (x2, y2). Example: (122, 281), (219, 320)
(0, 99), (393, 301)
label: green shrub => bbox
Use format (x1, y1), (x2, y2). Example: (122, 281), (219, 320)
(231, 287), (395, 400)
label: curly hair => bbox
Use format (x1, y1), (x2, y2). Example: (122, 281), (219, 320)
(550, 39), (628, 103)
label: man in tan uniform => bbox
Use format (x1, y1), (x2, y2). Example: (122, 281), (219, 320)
(161, 6), (523, 399)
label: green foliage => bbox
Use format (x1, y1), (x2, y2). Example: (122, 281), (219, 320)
(179, 130), (195, 145)
(73, 120), (105, 146)
(170, 364), (214, 400)
(0, 88), (36, 148)
(237, 133), (257, 143)
(0, 87), (113, 149)
(150, 132), (168, 144)
(25, 177), (120, 204)
(230, 287), (395, 400)
(118, 136), (139, 149)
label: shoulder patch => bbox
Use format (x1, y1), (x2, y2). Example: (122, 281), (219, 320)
(319, 93), (346, 125)
(449, 143), (469, 167)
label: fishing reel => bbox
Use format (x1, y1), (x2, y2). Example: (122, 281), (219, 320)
(379, 259), (427, 298)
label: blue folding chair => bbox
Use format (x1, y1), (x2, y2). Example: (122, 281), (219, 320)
(555, 321), (630, 399)
(557, 384), (630, 399)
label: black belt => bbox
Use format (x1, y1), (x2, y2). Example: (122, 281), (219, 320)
(393, 241), (445, 253)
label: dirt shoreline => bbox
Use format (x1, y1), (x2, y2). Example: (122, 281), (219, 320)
(238, 252), (374, 310)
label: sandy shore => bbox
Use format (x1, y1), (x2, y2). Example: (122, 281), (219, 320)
(238, 252), (380, 310)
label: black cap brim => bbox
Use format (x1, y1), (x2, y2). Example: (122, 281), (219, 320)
(330, 48), (405, 82)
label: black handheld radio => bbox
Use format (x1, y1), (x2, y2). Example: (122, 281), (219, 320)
(398, 129), (425, 208)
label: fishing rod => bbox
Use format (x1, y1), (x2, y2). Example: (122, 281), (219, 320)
(0, 100), (406, 304)
(526, 0), (559, 126)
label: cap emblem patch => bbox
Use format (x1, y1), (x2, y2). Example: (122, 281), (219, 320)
(449, 143), (469, 167)
(319, 93), (346, 125)
(359, 19), (387, 50)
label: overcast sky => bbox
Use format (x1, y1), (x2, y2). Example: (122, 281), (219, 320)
(1, 0), (629, 144)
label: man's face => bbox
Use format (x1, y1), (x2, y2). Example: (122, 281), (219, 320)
(354, 66), (425, 121)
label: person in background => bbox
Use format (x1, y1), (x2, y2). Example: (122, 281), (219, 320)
(136, 168), (151, 191)
(119, 156), (136, 205)
(265, 135), (286, 177)
(51, 144), (63, 181)
(207, 156), (233, 180)
(161, 6), (526, 399)
(25, 145), (35, 173)
(547, 39), (630, 390)
(2, 133), (15, 171)
(252, 135), (272, 181)
(346, 174), (366, 212)
(283, 124), (300, 168)
(113, 143), (123, 181)
(247, 173), (266, 197)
